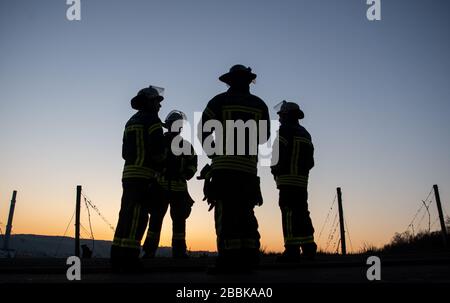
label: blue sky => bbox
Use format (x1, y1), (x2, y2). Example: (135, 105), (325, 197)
(0, 0), (449, 252)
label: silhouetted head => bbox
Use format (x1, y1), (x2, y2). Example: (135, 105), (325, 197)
(130, 86), (164, 112)
(276, 100), (304, 124)
(163, 110), (187, 133)
(219, 64), (257, 87)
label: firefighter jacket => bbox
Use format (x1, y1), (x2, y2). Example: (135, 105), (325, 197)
(199, 86), (270, 176)
(122, 110), (166, 181)
(271, 122), (314, 188)
(157, 132), (198, 192)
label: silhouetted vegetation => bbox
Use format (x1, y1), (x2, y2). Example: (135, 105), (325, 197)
(380, 231), (447, 254)
(350, 216), (450, 255)
(375, 216), (450, 254)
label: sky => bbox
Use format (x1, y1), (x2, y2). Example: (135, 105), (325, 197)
(0, 0), (449, 254)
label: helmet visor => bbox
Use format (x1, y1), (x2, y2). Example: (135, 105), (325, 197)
(150, 85), (165, 97)
(165, 110), (187, 122)
(273, 100), (287, 114)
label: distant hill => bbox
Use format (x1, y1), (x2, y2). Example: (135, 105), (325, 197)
(0, 234), (215, 258)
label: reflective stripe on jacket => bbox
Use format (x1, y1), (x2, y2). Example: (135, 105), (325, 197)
(271, 123), (314, 188)
(199, 88), (270, 176)
(122, 111), (165, 180)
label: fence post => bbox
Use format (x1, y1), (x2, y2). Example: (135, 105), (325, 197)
(433, 185), (448, 247)
(337, 187), (347, 255)
(3, 190), (17, 251)
(75, 185), (82, 257)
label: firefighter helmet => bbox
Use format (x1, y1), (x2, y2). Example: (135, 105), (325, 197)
(164, 110), (187, 129)
(131, 86), (164, 110)
(274, 100), (305, 119)
(219, 64), (257, 85)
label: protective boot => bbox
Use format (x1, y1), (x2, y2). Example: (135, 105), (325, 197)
(276, 245), (301, 263)
(172, 239), (189, 259)
(111, 245), (145, 273)
(301, 242), (317, 260)
(142, 237), (159, 259)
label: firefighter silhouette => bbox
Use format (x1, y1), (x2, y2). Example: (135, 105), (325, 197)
(143, 110), (197, 259)
(271, 101), (317, 261)
(198, 64), (270, 273)
(110, 86), (166, 272)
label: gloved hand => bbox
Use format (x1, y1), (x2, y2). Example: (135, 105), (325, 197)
(197, 164), (215, 211)
(208, 201), (216, 211)
(196, 164), (211, 180)
(254, 176), (263, 207)
(205, 197), (215, 212)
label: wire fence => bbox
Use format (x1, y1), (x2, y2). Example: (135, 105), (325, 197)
(53, 189), (116, 257)
(404, 186), (445, 236)
(48, 184), (448, 257)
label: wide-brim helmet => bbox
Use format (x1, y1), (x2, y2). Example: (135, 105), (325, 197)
(274, 100), (305, 119)
(219, 64), (257, 85)
(131, 86), (164, 110)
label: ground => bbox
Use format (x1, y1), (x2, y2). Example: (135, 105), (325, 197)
(0, 252), (449, 284)
(1, 254), (448, 302)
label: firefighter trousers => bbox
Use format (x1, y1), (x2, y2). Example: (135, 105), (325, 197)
(211, 172), (261, 267)
(279, 186), (315, 249)
(111, 180), (155, 264)
(143, 191), (193, 257)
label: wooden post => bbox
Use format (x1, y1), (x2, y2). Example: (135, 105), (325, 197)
(337, 187), (347, 255)
(75, 185), (82, 257)
(433, 185), (448, 247)
(3, 190), (17, 251)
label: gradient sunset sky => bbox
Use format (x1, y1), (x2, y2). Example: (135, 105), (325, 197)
(1, 0), (449, 253)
